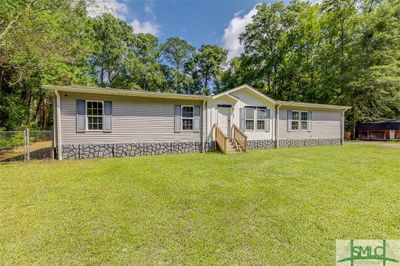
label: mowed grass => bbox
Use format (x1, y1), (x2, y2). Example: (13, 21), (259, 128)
(0, 143), (399, 265)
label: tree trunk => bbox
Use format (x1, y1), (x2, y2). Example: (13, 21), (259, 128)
(26, 93), (32, 127)
(42, 98), (48, 129)
(204, 73), (208, 94)
(100, 67), (104, 86)
(35, 96), (43, 124)
(0, 68), (4, 89)
(339, 19), (345, 96)
(267, 74), (271, 96)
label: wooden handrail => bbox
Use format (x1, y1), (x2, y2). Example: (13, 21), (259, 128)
(214, 123), (228, 153)
(232, 124), (247, 151)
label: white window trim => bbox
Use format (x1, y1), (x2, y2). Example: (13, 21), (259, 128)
(291, 110), (309, 131)
(245, 106), (269, 131)
(181, 105), (194, 131)
(245, 107), (255, 131)
(256, 107), (268, 131)
(86, 100), (104, 132)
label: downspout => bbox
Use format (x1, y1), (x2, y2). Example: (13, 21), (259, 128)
(275, 104), (281, 148)
(341, 109), (345, 145)
(201, 99), (206, 152)
(54, 89), (62, 160)
(53, 93), (56, 149)
(205, 100), (208, 139)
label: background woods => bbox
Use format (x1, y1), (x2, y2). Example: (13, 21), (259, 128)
(0, 0), (399, 136)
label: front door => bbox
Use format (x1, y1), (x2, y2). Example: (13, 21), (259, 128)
(217, 108), (231, 138)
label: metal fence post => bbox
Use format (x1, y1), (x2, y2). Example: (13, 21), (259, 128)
(24, 130), (27, 161)
(26, 129), (30, 162)
(51, 129), (55, 159)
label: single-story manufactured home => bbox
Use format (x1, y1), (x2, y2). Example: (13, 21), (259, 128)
(46, 84), (350, 160)
(358, 120), (400, 140)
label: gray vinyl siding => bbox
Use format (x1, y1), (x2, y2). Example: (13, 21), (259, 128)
(279, 107), (341, 139)
(60, 92), (203, 144)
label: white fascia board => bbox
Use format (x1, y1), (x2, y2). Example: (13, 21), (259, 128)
(44, 85), (209, 101)
(275, 100), (351, 111)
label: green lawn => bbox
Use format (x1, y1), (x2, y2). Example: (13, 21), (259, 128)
(0, 143), (399, 265)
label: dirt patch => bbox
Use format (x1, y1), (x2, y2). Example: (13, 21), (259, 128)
(346, 141), (400, 148)
(0, 141), (53, 162)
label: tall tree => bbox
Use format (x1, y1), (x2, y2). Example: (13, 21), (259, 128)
(0, 0), (95, 130)
(339, 0), (400, 135)
(221, 56), (256, 92)
(0, 0), (399, 132)
(91, 14), (133, 86)
(116, 33), (166, 91)
(192, 45), (227, 95)
(240, 2), (287, 97)
(318, 0), (357, 102)
(161, 37), (195, 92)
(232, 0), (400, 136)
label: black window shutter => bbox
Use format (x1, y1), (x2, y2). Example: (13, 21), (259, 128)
(307, 111), (312, 131)
(193, 106), (201, 132)
(174, 105), (181, 132)
(287, 110), (292, 131)
(240, 108), (245, 131)
(103, 101), (112, 132)
(265, 108), (271, 132)
(76, 100), (86, 132)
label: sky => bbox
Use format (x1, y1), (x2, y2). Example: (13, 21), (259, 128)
(87, 0), (269, 60)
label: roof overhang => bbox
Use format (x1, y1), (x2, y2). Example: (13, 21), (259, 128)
(276, 100), (351, 111)
(212, 84), (276, 105)
(212, 84), (351, 111)
(44, 85), (209, 101)
(359, 120), (400, 130)
(45, 84), (352, 110)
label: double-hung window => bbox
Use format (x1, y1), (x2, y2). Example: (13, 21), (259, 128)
(245, 107), (269, 131)
(256, 108), (267, 130)
(291, 111), (308, 131)
(245, 107), (255, 130)
(182, 106), (194, 131)
(300, 111), (308, 130)
(87, 101), (103, 131)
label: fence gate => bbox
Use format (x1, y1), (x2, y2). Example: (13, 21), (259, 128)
(0, 130), (54, 163)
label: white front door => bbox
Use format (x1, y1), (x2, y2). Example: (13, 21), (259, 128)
(217, 108), (231, 138)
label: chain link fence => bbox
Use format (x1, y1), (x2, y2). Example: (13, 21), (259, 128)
(0, 130), (54, 163)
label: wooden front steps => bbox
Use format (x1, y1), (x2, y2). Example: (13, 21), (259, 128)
(214, 124), (247, 154)
(225, 139), (243, 154)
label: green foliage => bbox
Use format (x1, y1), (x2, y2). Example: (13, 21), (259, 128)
(226, 0), (400, 134)
(161, 37), (196, 93)
(91, 14), (133, 86)
(0, 0), (398, 132)
(161, 37), (195, 70)
(0, 131), (24, 149)
(193, 45), (227, 94)
(0, 0), (95, 130)
(120, 33), (166, 91)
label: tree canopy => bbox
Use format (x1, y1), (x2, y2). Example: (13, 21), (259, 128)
(0, 0), (399, 136)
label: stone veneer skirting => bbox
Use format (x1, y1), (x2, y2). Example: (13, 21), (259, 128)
(247, 140), (276, 150)
(277, 138), (341, 148)
(62, 141), (216, 159)
(61, 138), (341, 159)
(245, 138), (340, 150)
